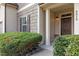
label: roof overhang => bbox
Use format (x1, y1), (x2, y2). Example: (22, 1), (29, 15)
(0, 3), (18, 9)
(39, 3), (72, 10)
(6, 3), (18, 9)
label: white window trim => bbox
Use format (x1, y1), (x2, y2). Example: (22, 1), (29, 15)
(18, 3), (35, 13)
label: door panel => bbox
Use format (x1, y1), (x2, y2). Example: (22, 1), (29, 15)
(61, 17), (71, 35)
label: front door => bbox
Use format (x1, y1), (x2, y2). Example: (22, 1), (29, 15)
(61, 13), (72, 35)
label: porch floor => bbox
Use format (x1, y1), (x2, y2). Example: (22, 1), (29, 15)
(31, 45), (53, 56)
(40, 45), (53, 51)
(31, 49), (52, 56)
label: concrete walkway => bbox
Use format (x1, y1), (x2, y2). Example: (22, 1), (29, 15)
(31, 49), (52, 56)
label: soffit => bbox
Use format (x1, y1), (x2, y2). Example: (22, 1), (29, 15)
(50, 4), (74, 13)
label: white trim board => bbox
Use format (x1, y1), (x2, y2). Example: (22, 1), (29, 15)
(18, 3), (35, 13)
(37, 5), (40, 33)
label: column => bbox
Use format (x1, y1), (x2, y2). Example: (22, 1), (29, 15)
(46, 9), (50, 46)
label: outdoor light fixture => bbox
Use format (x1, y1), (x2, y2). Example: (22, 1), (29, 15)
(56, 16), (59, 21)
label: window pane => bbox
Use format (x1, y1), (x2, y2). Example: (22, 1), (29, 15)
(23, 25), (27, 32)
(61, 13), (71, 17)
(22, 17), (26, 24)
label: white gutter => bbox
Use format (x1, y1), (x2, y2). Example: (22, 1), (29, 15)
(18, 3), (35, 13)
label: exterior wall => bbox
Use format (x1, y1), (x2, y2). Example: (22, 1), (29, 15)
(18, 4), (38, 32)
(54, 13), (60, 35)
(39, 8), (46, 44)
(74, 3), (79, 34)
(50, 13), (55, 41)
(50, 12), (61, 41)
(0, 4), (5, 33)
(6, 5), (17, 32)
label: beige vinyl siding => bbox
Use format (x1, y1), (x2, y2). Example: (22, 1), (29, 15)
(18, 4), (38, 32)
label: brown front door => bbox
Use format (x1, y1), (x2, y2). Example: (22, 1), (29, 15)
(61, 17), (72, 35)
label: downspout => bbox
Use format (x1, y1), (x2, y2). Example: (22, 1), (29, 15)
(16, 5), (18, 32)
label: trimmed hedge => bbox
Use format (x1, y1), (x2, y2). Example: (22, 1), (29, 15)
(0, 32), (42, 56)
(66, 42), (79, 56)
(53, 35), (79, 56)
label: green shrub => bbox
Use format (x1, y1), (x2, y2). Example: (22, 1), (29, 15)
(66, 42), (79, 56)
(0, 32), (42, 56)
(53, 35), (79, 56)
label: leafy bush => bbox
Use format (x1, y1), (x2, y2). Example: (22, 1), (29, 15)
(0, 32), (42, 56)
(66, 42), (79, 56)
(53, 35), (79, 56)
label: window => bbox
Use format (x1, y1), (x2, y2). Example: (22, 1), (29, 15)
(61, 13), (71, 17)
(20, 16), (30, 32)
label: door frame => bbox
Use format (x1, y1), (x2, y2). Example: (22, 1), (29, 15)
(59, 12), (73, 35)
